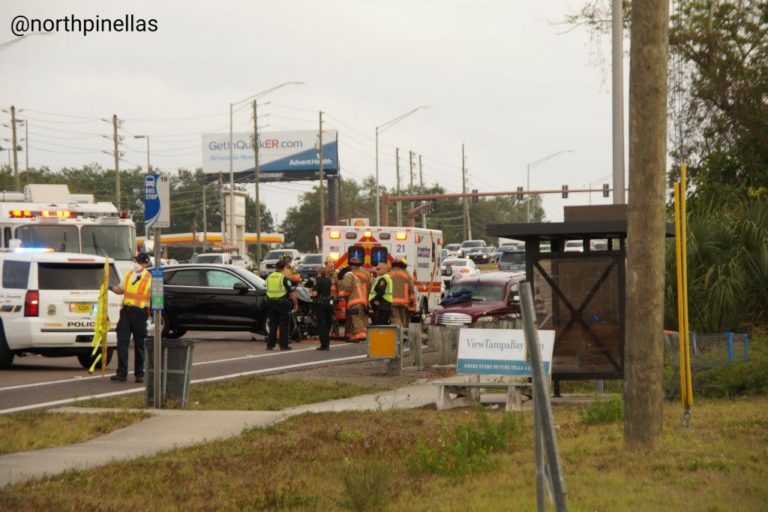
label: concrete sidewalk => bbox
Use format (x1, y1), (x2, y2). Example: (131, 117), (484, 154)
(0, 381), (436, 488)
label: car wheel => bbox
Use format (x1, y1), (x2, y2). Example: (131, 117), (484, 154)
(77, 348), (114, 370)
(0, 328), (14, 369)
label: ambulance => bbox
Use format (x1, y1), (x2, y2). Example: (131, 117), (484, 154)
(322, 225), (444, 319)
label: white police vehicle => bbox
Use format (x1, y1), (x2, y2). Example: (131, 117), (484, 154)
(0, 250), (121, 369)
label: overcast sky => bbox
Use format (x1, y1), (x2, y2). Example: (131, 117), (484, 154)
(0, 0), (625, 226)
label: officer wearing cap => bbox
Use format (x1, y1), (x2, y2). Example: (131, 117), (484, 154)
(369, 261), (393, 325)
(108, 252), (152, 383)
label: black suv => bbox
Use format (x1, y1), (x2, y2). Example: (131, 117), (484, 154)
(160, 264), (268, 338)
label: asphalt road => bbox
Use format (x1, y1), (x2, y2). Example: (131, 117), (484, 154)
(0, 331), (369, 414)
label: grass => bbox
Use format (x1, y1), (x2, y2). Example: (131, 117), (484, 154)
(80, 376), (382, 410)
(0, 410), (149, 455)
(2, 398), (767, 510)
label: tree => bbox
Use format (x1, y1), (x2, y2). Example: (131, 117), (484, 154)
(625, 0), (669, 451)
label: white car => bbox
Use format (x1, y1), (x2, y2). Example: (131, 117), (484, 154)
(0, 251), (121, 369)
(258, 249), (301, 277)
(440, 257), (480, 287)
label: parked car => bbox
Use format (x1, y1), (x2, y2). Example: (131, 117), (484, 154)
(259, 249), (301, 277)
(440, 257), (480, 287)
(159, 264), (268, 338)
(430, 271), (524, 327)
(190, 253), (235, 265)
(297, 253), (324, 280)
(458, 239), (487, 258)
(564, 240), (584, 252)
(231, 254), (255, 271)
(0, 251), (121, 369)
(467, 246), (496, 265)
(497, 246), (526, 272)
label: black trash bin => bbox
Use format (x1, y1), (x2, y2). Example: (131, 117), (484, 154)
(144, 337), (195, 408)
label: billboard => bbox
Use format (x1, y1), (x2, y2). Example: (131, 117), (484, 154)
(202, 130), (338, 182)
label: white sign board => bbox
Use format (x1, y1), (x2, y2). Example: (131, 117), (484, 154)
(457, 328), (555, 376)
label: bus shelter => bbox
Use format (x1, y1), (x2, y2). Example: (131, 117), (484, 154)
(489, 206), (674, 391)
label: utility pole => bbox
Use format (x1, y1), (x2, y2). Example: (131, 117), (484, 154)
(419, 155), (425, 228)
(409, 150), (415, 217)
(219, 171), (225, 238)
(252, 100), (263, 264)
(462, 144), (471, 240)
(396, 148), (402, 226)
(613, 0), (626, 205)
(202, 183), (208, 252)
(112, 114), (120, 209)
(24, 119), (28, 173)
(318, 110), (325, 240)
(11, 106), (19, 191)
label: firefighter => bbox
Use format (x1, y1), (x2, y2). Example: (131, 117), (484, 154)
(369, 261), (393, 325)
(338, 259), (367, 342)
(281, 253), (301, 284)
(389, 257), (416, 328)
(349, 257), (371, 330)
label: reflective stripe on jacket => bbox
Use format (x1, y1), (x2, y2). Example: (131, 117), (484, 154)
(266, 271), (287, 299)
(346, 273), (367, 308)
(122, 270), (151, 308)
(369, 274), (393, 303)
(352, 268), (371, 304)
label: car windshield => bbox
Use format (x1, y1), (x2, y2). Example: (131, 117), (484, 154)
(193, 255), (223, 263)
(445, 259), (467, 267)
(302, 255), (323, 264)
(500, 252), (525, 264)
(461, 241), (483, 249)
(15, 225), (79, 252)
(445, 244), (460, 251)
(81, 225), (136, 260)
(265, 251), (291, 260)
(448, 282), (505, 301)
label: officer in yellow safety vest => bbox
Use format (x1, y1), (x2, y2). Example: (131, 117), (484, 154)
(338, 259), (367, 342)
(369, 262), (393, 325)
(108, 252), (152, 383)
(266, 259), (298, 351)
(389, 257), (416, 328)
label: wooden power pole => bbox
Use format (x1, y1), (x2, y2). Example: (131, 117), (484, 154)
(625, 0), (669, 451)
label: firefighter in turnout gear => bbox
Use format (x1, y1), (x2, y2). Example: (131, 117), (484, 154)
(349, 257), (371, 330)
(389, 257), (416, 328)
(369, 261), (393, 325)
(266, 259), (298, 351)
(339, 259), (367, 342)
(108, 252), (151, 383)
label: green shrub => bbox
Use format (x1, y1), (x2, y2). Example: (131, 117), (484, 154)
(411, 408), (522, 477)
(341, 460), (392, 511)
(580, 395), (624, 425)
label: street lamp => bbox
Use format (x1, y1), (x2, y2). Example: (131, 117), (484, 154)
(526, 150), (574, 223)
(586, 174), (612, 205)
(375, 106), (429, 225)
(228, 82), (304, 251)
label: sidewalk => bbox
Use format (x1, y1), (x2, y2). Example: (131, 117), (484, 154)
(0, 381), (436, 488)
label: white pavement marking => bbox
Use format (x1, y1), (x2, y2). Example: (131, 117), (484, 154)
(0, 353), (369, 415)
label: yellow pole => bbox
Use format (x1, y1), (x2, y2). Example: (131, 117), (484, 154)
(680, 164), (694, 408)
(673, 183), (687, 405)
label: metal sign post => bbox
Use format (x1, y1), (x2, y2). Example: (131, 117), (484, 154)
(145, 174), (170, 409)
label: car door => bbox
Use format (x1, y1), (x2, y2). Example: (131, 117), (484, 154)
(202, 268), (259, 329)
(163, 269), (205, 328)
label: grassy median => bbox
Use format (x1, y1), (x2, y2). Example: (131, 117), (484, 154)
(2, 397), (766, 510)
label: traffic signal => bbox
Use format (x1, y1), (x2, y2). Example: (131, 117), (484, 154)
(562, 185), (569, 199)
(472, 189), (479, 204)
(603, 183), (610, 197)
(516, 186), (524, 200)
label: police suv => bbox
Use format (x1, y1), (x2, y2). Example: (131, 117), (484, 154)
(0, 251), (121, 369)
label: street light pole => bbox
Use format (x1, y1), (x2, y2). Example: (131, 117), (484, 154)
(374, 106), (428, 225)
(134, 135), (152, 242)
(228, 82), (304, 254)
(526, 150), (574, 223)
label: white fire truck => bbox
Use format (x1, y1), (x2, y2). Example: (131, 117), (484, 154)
(322, 225), (444, 317)
(0, 185), (137, 276)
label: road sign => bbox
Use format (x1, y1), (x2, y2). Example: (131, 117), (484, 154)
(145, 174), (170, 229)
(150, 268), (164, 311)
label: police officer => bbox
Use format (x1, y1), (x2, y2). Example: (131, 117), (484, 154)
(266, 259), (298, 351)
(109, 252), (151, 383)
(312, 265), (334, 351)
(369, 262), (393, 325)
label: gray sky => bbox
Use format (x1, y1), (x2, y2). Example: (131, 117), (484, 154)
(0, 0), (624, 226)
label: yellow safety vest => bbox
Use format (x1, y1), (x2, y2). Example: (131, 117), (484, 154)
(369, 274), (393, 303)
(122, 270), (151, 308)
(266, 271), (287, 299)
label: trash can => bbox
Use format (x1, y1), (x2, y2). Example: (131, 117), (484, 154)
(144, 337), (195, 408)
